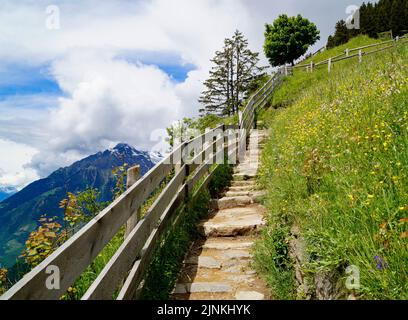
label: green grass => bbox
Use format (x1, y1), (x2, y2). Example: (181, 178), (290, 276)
(255, 36), (408, 300)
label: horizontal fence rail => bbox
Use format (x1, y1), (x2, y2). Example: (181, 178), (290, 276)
(2, 71), (283, 300)
(285, 35), (407, 74)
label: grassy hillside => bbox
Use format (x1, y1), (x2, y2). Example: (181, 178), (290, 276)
(302, 35), (383, 65)
(255, 36), (408, 300)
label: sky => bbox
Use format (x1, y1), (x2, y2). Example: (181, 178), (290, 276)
(0, 0), (370, 191)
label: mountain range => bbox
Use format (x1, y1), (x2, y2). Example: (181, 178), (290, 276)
(0, 143), (160, 268)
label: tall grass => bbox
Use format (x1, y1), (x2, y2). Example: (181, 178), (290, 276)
(255, 36), (408, 300)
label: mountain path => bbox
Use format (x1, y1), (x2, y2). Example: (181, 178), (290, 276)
(171, 130), (271, 300)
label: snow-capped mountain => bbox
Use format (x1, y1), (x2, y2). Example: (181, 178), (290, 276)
(0, 143), (156, 268)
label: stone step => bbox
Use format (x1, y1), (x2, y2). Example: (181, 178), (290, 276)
(250, 190), (267, 203)
(228, 185), (254, 192)
(234, 164), (258, 172)
(199, 205), (265, 237)
(210, 196), (252, 210)
(223, 190), (266, 202)
(225, 190), (250, 197)
(233, 173), (257, 181)
(231, 180), (256, 187)
(174, 282), (232, 294)
(201, 237), (254, 251)
(235, 291), (265, 300)
(184, 256), (222, 269)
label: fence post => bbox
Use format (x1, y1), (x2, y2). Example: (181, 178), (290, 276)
(125, 165), (141, 239)
(345, 48), (349, 57)
(328, 58), (332, 73)
(358, 50), (362, 63)
(284, 65), (288, 76)
(310, 61), (314, 73)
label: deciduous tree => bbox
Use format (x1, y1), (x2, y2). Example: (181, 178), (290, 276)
(263, 14), (320, 66)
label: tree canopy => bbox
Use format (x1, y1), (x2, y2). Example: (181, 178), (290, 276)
(263, 14), (320, 67)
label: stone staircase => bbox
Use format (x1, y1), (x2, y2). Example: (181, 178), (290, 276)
(171, 130), (270, 300)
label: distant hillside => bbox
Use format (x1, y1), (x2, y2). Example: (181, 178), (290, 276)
(0, 143), (159, 268)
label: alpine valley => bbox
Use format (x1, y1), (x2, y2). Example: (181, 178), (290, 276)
(0, 143), (160, 268)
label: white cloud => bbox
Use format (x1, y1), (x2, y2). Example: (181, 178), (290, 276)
(0, 139), (39, 189)
(27, 49), (183, 176)
(0, 0), (370, 188)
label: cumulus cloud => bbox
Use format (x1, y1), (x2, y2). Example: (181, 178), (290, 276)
(29, 50), (184, 175)
(0, 0), (369, 188)
(0, 139), (39, 189)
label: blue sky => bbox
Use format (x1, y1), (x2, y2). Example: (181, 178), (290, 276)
(0, 64), (62, 98)
(0, 60), (194, 101)
(0, 0), (370, 190)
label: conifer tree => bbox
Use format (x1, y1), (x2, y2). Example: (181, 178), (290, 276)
(199, 30), (266, 116)
(327, 0), (408, 46)
(390, 0), (406, 36)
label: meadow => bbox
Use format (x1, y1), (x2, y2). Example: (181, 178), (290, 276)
(255, 36), (408, 300)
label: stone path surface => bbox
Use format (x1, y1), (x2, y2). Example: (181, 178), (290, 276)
(171, 130), (270, 300)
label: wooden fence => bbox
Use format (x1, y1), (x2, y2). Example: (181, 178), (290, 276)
(1, 72), (283, 300)
(285, 35), (408, 74)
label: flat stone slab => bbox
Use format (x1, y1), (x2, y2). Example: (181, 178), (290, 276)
(199, 214), (264, 237)
(202, 240), (254, 251)
(185, 256), (221, 269)
(211, 196), (252, 210)
(235, 291), (265, 300)
(225, 191), (250, 197)
(231, 180), (256, 187)
(223, 250), (252, 259)
(228, 186), (254, 192)
(174, 283), (232, 294)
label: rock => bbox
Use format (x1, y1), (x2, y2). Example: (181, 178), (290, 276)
(199, 215), (264, 237)
(235, 291), (265, 300)
(223, 250), (252, 259)
(174, 283), (232, 294)
(211, 196), (252, 210)
(223, 265), (243, 273)
(231, 180), (256, 187)
(202, 240), (253, 251)
(184, 256), (221, 269)
(228, 186), (254, 192)
(225, 191), (250, 197)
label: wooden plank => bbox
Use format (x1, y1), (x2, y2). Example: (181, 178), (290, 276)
(2, 156), (175, 300)
(187, 142), (225, 194)
(349, 39), (394, 52)
(81, 165), (187, 300)
(121, 146), (225, 300)
(187, 135), (223, 173)
(331, 52), (360, 63)
(117, 184), (187, 300)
